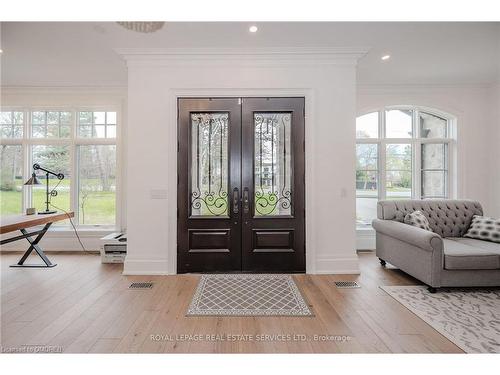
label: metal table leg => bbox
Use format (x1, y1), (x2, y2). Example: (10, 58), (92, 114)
(7, 222), (57, 268)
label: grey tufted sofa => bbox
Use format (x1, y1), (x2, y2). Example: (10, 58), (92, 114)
(372, 199), (500, 292)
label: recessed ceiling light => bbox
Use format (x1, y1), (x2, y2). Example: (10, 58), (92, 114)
(249, 25), (258, 33)
(381, 55), (391, 61)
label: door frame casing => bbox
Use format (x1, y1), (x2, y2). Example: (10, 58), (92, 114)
(168, 88), (315, 274)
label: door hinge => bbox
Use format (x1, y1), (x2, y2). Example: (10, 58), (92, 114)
(177, 141), (180, 153)
(303, 107), (305, 118)
(238, 98), (242, 105)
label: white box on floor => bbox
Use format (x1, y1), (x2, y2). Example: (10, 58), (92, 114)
(100, 232), (127, 263)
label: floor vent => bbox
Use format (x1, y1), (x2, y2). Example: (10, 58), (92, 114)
(129, 282), (153, 289)
(334, 281), (360, 289)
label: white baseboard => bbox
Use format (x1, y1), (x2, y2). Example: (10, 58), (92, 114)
(123, 256), (360, 275)
(315, 255), (360, 275)
(122, 258), (170, 275)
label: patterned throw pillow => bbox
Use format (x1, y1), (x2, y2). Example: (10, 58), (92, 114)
(404, 210), (432, 232)
(464, 215), (500, 243)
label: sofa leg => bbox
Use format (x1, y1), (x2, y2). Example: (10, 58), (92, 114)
(379, 258), (386, 267)
(427, 286), (438, 294)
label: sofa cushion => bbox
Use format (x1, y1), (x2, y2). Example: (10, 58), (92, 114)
(451, 238), (500, 252)
(404, 210), (432, 232)
(443, 238), (500, 270)
(464, 215), (500, 243)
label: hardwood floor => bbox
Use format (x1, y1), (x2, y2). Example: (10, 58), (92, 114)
(0, 252), (463, 353)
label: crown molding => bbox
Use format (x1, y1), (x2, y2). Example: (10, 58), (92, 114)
(1, 85), (127, 95)
(114, 47), (370, 67)
(357, 82), (499, 93)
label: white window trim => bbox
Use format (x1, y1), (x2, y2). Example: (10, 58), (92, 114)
(356, 105), (457, 230)
(0, 106), (121, 230)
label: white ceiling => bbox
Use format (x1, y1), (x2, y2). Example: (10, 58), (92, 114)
(1, 22), (499, 86)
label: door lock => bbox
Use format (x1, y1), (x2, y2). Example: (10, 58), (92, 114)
(232, 188), (240, 214)
(243, 187), (250, 214)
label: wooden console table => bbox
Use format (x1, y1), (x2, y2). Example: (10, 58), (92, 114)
(0, 212), (74, 268)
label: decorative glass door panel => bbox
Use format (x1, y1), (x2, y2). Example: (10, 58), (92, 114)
(190, 113), (229, 217)
(254, 113), (292, 216)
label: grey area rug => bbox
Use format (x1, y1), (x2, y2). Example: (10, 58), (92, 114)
(187, 274), (313, 317)
(381, 286), (500, 353)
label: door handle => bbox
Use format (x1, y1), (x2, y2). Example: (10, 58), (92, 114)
(243, 187), (250, 214)
(232, 188), (240, 214)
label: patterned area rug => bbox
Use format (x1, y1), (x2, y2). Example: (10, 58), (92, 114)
(187, 274), (313, 317)
(381, 286), (500, 353)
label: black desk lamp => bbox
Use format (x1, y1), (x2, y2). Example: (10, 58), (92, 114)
(24, 163), (65, 215)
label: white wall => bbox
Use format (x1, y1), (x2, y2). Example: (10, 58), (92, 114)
(121, 48), (366, 275)
(493, 84), (500, 216)
(0, 87), (127, 251)
(357, 84), (500, 217)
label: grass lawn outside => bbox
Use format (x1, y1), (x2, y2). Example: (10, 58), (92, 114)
(0, 188), (23, 215)
(0, 178), (115, 225)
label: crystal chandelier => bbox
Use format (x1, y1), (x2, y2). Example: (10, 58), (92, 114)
(117, 22), (165, 33)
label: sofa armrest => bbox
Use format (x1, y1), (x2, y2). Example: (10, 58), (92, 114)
(372, 219), (443, 252)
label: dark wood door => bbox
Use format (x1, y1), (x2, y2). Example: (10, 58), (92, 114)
(241, 98), (305, 272)
(177, 98), (242, 273)
(177, 97), (305, 273)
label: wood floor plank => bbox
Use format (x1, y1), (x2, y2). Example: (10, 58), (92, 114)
(300, 275), (387, 353)
(3, 266), (123, 347)
(0, 268), (118, 346)
(1, 259), (108, 321)
(101, 275), (171, 340)
(62, 281), (138, 353)
(1, 254), (83, 299)
(47, 276), (139, 350)
(113, 310), (161, 353)
(137, 276), (195, 353)
(88, 338), (121, 353)
(159, 277), (205, 353)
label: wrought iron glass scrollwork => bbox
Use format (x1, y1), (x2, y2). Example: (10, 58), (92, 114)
(254, 113), (292, 216)
(190, 113), (229, 216)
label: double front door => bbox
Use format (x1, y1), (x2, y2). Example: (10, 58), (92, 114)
(177, 97), (305, 273)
